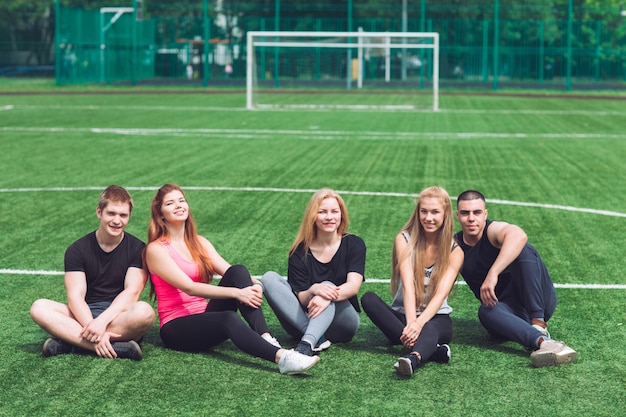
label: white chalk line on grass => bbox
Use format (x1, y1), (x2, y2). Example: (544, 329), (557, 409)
(2, 126), (626, 141)
(1, 186), (624, 218)
(4, 104), (626, 116)
(1, 269), (624, 289)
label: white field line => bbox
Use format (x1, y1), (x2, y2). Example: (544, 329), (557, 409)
(0, 105), (14, 111)
(5, 104), (626, 116)
(1, 126), (626, 141)
(1, 269), (624, 289)
(1, 186), (624, 218)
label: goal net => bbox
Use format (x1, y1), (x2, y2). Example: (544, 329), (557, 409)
(246, 30), (439, 111)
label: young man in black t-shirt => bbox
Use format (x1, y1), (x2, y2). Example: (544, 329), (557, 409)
(30, 185), (155, 360)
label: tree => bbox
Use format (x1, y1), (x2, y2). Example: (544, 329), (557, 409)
(0, 0), (55, 66)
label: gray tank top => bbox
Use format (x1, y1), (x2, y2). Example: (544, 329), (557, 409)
(390, 231), (453, 316)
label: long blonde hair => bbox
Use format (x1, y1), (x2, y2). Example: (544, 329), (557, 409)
(144, 184), (214, 284)
(289, 188), (349, 256)
(390, 186), (454, 308)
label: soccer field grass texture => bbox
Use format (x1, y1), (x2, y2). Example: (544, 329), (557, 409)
(0, 91), (625, 417)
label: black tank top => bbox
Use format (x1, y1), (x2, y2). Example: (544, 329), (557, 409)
(454, 220), (510, 300)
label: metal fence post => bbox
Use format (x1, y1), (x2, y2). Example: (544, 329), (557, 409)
(55, 0), (61, 85)
(493, 0), (499, 90)
(203, 0), (209, 87)
(567, 0), (573, 91)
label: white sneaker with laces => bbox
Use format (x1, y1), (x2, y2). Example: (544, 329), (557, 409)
(278, 349), (320, 375)
(530, 340), (577, 367)
(262, 334), (282, 348)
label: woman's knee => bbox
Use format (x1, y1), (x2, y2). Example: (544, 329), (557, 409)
(227, 264), (250, 276)
(260, 271), (291, 300)
(222, 264), (252, 287)
(260, 271), (283, 288)
(360, 291), (380, 310)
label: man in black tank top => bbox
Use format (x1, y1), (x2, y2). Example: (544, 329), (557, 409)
(454, 190), (576, 368)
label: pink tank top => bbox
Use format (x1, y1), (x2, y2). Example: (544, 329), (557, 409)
(150, 240), (208, 328)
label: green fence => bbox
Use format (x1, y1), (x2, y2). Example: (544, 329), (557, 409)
(56, 6), (155, 84)
(44, 1), (626, 89)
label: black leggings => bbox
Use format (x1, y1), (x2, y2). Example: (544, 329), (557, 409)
(361, 291), (452, 362)
(160, 264), (278, 362)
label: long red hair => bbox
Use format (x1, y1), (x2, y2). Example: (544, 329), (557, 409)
(145, 184), (214, 284)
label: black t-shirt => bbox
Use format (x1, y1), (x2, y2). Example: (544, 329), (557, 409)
(64, 231), (145, 304)
(288, 234), (366, 312)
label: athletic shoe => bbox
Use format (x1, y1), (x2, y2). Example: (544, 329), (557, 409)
(395, 354), (419, 377)
(532, 324), (551, 339)
(262, 334), (282, 348)
(530, 340), (577, 368)
(431, 344), (451, 364)
(295, 340), (314, 356)
(312, 338), (332, 352)
(42, 338), (74, 357)
(111, 340), (143, 361)
(278, 349), (320, 375)
(531, 318), (551, 339)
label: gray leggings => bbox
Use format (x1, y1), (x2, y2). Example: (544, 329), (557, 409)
(261, 271), (360, 346)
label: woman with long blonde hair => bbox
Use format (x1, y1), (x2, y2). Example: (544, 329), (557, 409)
(144, 184), (319, 375)
(261, 188), (366, 356)
(361, 186), (463, 376)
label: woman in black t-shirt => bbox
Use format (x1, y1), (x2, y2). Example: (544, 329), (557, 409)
(261, 188), (366, 356)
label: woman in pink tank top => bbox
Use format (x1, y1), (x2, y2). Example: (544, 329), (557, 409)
(143, 184), (320, 375)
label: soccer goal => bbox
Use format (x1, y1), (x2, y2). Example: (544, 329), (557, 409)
(99, 7), (134, 83)
(246, 30), (439, 111)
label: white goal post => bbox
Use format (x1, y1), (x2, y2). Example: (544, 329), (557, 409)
(100, 7), (134, 83)
(246, 30), (439, 111)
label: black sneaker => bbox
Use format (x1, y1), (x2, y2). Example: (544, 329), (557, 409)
(111, 340), (143, 361)
(395, 354), (419, 377)
(294, 340), (314, 357)
(43, 338), (74, 357)
(431, 344), (451, 364)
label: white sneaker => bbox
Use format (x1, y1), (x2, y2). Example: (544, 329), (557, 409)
(262, 334), (282, 348)
(278, 349), (320, 375)
(395, 357), (414, 376)
(312, 339), (332, 352)
(530, 340), (577, 368)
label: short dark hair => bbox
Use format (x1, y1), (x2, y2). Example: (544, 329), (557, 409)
(98, 185), (134, 213)
(457, 190), (485, 208)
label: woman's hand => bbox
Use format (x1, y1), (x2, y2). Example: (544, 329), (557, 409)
(307, 295), (331, 318)
(236, 285), (263, 308)
(312, 282), (339, 300)
(399, 320), (423, 349)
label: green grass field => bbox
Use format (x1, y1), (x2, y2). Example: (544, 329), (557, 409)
(0, 86), (625, 416)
